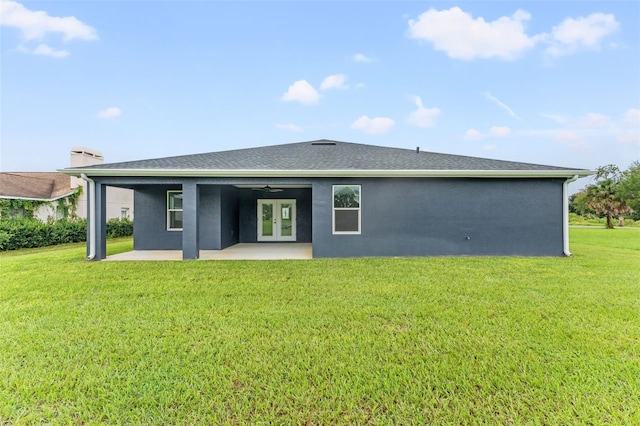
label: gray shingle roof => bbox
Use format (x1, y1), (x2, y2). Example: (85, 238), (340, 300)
(67, 140), (584, 172)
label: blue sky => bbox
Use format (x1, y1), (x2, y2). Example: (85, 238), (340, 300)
(1, 1), (639, 189)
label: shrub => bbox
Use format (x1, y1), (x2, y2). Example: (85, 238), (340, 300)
(0, 218), (133, 251)
(0, 219), (85, 250)
(107, 218), (133, 238)
(0, 230), (12, 250)
(569, 213), (639, 228)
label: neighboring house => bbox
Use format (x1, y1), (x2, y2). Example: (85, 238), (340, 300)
(0, 172), (77, 221)
(69, 147), (134, 221)
(1, 147), (134, 222)
(61, 140), (592, 260)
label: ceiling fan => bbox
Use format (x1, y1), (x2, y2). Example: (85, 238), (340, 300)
(251, 185), (284, 193)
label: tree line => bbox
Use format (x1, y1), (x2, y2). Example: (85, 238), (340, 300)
(569, 161), (639, 228)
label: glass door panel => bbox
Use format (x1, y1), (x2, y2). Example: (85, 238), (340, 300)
(279, 203), (293, 237)
(257, 199), (296, 242)
(261, 203), (273, 237)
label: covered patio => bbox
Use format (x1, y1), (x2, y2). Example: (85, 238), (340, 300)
(104, 243), (313, 261)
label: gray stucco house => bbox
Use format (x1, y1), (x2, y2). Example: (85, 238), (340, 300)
(61, 140), (592, 260)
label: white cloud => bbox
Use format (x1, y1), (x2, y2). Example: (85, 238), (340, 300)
(465, 126), (511, 140)
(355, 83), (366, 89)
(353, 53), (374, 63)
(622, 108), (640, 126)
(351, 116), (394, 134)
(320, 74), (348, 90)
(276, 123), (303, 132)
(97, 107), (121, 119)
(408, 7), (619, 61)
(282, 80), (320, 105)
(406, 96), (441, 128)
(483, 144), (498, 151)
(407, 7), (538, 60)
(555, 130), (587, 150)
(619, 109), (640, 145)
(32, 43), (69, 58)
(617, 133), (640, 145)
(490, 126), (511, 136)
(540, 113), (566, 124)
(464, 129), (484, 141)
(516, 129), (569, 139)
(484, 92), (520, 119)
(546, 13), (619, 57)
(0, 0), (97, 41)
(520, 109), (639, 151)
(14, 44), (29, 54)
(580, 112), (610, 128)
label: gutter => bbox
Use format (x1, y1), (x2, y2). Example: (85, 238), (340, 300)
(80, 174), (96, 260)
(60, 168), (594, 179)
(563, 175), (580, 256)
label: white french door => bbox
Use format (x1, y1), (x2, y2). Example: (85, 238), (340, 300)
(257, 199), (296, 242)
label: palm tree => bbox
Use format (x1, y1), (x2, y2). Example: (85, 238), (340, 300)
(618, 161), (640, 215)
(584, 165), (633, 228)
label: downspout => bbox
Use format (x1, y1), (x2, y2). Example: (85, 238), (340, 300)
(80, 173), (96, 260)
(563, 175), (579, 256)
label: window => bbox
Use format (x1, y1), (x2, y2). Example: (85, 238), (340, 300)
(167, 191), (183, 230)
(120, 208), (130, 220)
(333, 185), (360, 234)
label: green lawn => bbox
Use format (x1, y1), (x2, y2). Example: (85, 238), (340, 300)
(570, 226), (640, 251)
(1, 231), (639, 424)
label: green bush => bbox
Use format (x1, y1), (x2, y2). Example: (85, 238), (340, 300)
(569, 213), (639, 228)
(0, 230), (11, 250)
(0, 219), (86, 250)
(0, 218), (133, 251)
(107, 218), (133, 238)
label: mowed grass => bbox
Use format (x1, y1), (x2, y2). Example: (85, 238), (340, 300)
(571, 226), (640, 250)
(1, 231), (639, 424)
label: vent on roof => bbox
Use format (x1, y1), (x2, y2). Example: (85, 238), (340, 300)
(311, 141), (336, 146)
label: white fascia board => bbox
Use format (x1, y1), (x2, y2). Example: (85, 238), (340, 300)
(60, 168), (594, 179)
(0, 192), (74, 202)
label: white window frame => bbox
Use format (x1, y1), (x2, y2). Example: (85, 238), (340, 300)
(167, 190), (183, 231)
(120, 207), (130, 220)
(332, 184), (361, 235)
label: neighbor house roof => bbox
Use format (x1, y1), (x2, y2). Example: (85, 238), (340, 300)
(0, 172), (74, 201)
(61, 140), (593, 178)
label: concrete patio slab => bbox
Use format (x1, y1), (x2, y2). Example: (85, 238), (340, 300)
(104, 243), (312, 261)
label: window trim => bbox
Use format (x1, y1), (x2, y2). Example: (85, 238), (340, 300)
(167, 190), (183, 231)
(332, 184), (361, 235)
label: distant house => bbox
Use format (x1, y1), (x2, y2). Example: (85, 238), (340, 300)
(61, 140), (592, 260)
(1, 147), (133, 221)
(0, 172), (77, 221)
